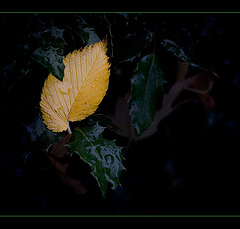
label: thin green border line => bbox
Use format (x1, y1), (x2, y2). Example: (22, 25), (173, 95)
(1, 12), (240, 14)
(1, 215), (240, 217)
(0, 10), (239, 219)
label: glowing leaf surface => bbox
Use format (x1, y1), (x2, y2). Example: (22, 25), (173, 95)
(40, 40), (110, 132)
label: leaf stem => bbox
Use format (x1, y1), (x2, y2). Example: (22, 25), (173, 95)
(67, 123), (72, 135)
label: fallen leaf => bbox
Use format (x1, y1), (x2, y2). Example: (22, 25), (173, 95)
(176, 60), (190, 81)
(48, 134), (87, 196)
(50, 133), (72, 159)
(40, 39), (110, 133)
(199, 94), (216, 110)
(139, 71), (215, 139)
(108, 91), (134, 139)
(57, 170), (87, 195)
(186, 71), (214, 94)
(48, 155), (69, 174)
(49, 155), (87, 195)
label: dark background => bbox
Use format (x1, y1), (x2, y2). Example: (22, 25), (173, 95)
(1, 13), (240, 216)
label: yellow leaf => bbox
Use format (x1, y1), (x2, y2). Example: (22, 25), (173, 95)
(40, 40), (110, 133)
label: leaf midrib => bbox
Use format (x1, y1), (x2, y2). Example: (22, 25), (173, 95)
(141, 54), (155, 119)
(77, 127), (107, 178)
(68, 45), (103, 121)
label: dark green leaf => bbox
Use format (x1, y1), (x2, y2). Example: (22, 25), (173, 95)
(73, 16), (100, 45)
(25, 113), (62, 151)
(129, 53), (166, 138)
(161, 39), (216, 73)
(114, 29), (153, 63)
(80, 27), (100, 45)
(31, 45), (65, 81)
(161, 39), (191, 63)
(88, 114), (120, 131)
(29, 18), (66, 81)
(69, 123), (123, 198)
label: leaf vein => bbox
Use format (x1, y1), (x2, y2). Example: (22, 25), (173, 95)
(77, 128), (107, 175)
(142, 54), (155, 118)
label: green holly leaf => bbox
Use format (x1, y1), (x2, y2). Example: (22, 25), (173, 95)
(161, 39), (217, 74)
(114, 28), (153, 63)
(161, 39), (191, 63)
(69, 123), (123, 198)
(88, 114), (120, 131)
(24, 112), (62, 151)
(30, 18), (66, 81)
(31, 45), (65, 81)
(72, 15), (100, 45)
(129, 53), (166, 138)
